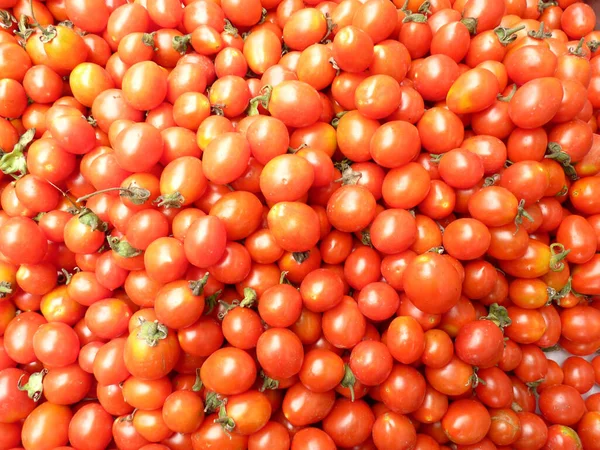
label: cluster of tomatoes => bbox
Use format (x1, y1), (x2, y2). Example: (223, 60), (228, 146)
(1, 0), (600, 447)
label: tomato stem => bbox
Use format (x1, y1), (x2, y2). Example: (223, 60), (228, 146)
(402, 11), (428, 23)
(549, 243), (570, 272)
(569, 37), (586, 57)
(537, 0), (557, 12)
(189, 272), (210, 296)
(525, 378), (544, 399)
(340, 364), (356, 402)
(514, 199), (533, 233)
(204, 290), (222, 315)
(193, 368), (203, 391)
(427, 246), (445, 254)
(497, 84), (517, 102)
(527, 21), (552, 40)
(136, 319), (169, 347)
(335, 165), (362, 185)
(17, 369), (47, 402)
(215, 404), (236, 433)
(57, 267), (78, 285)
(320, 13), (337, 44)
(247, 85), (273, 116)
(541, 344), (561, 353)
(287, 143), (308, 154)
(545, 142), (579, 181)
(330, 111), (348, 128)
(77, 184), (151, 205)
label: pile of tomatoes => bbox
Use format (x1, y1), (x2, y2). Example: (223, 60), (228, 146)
(2, 0), (600, 447)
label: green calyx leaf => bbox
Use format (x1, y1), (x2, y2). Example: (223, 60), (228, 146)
(246, 85), (273, 116)
(0, 281), (12, 298)
(108, 236), (142, 258)
(78, 208), (108, 232)
(292, 251), (310, 264)
(340, 364), (356, 402)
(259, 370), (280, 391)
(480, 303), (512, 329)
(137, 319), (169, 347)
(17, 369), (47, 402)
(154, 191), (184, 209)
(204, 290), (222, 315)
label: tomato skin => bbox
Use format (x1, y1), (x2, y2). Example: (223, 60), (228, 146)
(3, 311), (47, 364)
(455, 320), (504, 368)
(403, 252), (462, 315)
(446, 68), (500, 114)
(509, 77), (564, 129)
(200, 347), (257, 396)
(556, 215), (597, 264)
(372, 412), (417, 450)
(282, 382), (335, 427)
(21, 402), (73, 450)
(442, 399), (491, 446)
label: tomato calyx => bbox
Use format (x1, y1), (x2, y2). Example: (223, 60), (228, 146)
(469, 367), (486, 388)
(514, 199), (534, 232)
(136, 319), (169, 347)
(0, 9), (16, 29)
(525, 378), (545, 398)
(480, 303), (512, 329)
(587, 40), (600, 54)
(288, 144), (308, 154)
(154, 191), (184, 208)
(402, 10), (428, 24)
(320, 13), (337, 44)
(329, 58), (341, 76)
(427, 246), (445, 254)
(215, 402), (236, 433)
(546, 276), (573, 306)
(188, 272), (210, 296)
(0, 281), (13, 298)
(77, 184), (151, 206)
(247, 85), (273, 116)
(340, 364), (356, 402)
(78, 208), (108, 232)
(527, 21), (552, 40)
(361, 229), (372, 248)
(545, 142), (579, 181)
(0, 128), (35, 178)
(259, 370), (280, 391)
(142, 32), (157, 51)
(204, 290), (222, 315)
(292, 251), (310, 263)
(17, 368), (47, 402)
(497, 84), (517, 102)
(224, 19), (239, 37)
(335, 164), (362, 186)
(461, 17), (477, 35)
(204, 391), (225, 413)
(537, 0), (557, 13)
(217, 287), (258, 319)
(549, 243), (570, 272)
(172, 34), (192, 55)
(108, 236), (143, 258)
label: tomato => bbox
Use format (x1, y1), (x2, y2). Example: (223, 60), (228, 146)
(22, 402), (72, 449)
(200, 347), (256, 395)
(372, 412), (417, 450)
(3, 311), (46, 364)
(447, 68), (500, 114)
(442, 400), (491, 445)
(124, 319), (180, 380)
(509, 77), (564, 128)
(68, 403), (114, 450)
(455, 318), (505, 368)
(282, 382), (335, 426)
(403, 252), (462, 314)
(425, 355), (474, 396)
(418, 107), (465, 154)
